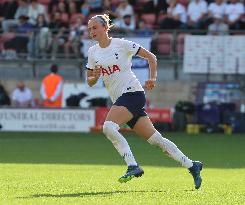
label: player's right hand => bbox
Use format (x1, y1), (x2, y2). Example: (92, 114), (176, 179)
(144, 78), (156, 90)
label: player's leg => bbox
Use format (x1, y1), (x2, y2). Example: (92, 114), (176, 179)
(132, 116), (193, 168)
(105, 105), (133, 125)
(104, 105), (137, 166)
(103, 105), (144, 182)
(132, 116), (203, 189)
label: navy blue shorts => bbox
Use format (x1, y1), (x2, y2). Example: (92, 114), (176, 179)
(114, 91), (147, 129)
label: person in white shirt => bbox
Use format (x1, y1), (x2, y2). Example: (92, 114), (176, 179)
(115, 0), (134, 19)
(86, 14), (203, 189)
(160, 0), (187, 29)
(11, 81), (33, 107)
(114, 14), (136, 32)
(224, 0), (244, 29)
(208, 0), (226, 20)
(187, 0), (208, 29)
(2, 0), (30, 32)
(28, 0), (49, 25)
(206, 0), (227, 27)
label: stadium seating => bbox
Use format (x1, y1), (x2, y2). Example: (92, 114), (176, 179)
(0, 32), (15, 52)
(1, 0), (244, 61)
(156, 33), (173, 56)
(177, 33), (190, 56)
(141, 13), (156, 29)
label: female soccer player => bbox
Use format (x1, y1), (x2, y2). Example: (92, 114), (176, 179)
(86, 14), (203, 189)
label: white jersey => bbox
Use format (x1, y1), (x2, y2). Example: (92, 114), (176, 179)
(86, 38), (144, 103)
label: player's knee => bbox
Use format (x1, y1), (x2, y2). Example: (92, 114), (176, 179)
(102, 121), (120, 137)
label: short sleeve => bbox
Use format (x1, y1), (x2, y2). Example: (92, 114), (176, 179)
(238, 4), (244, 14)
(224, 5), (229, 15)
(121, 39), (141, 56)
(86, 47), (95, 70)
(202, 1), (208, 13)
(178, 4), (185, 15)
(11, 90), (17, 101)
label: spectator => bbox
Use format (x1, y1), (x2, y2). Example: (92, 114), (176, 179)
(88, 0), (103, 13)
(4, 15), (33, 58)
(40, 64), (64, 108)
(57, 1), (68, 13)
(11, 81), (33, 107)
(142, 0), (158, 14)
(80, 0), (90, 18)
(68, 0), (78, 15)
(115, 0), (134, 19)
(28, 0), (48, 25)
(142, 0), (168, 15)
(2, 0), (30, 33)
(49, 11), (68, 60)
(64, 16), (86, 58)
(31, 14), (52, 59)
(114, 14), (136, 32)
(0, 84), (11, 106)
(160, 0), (187, 29)
(224, 0), (244, 30)
(208, 15), (229, 35)
(128, 0), (136, 6)
(14, 0), (30, 20)
(57, 1), (69, 13)
(187, 0), (208, 29)
(57, 1), (69, 24)
(0, 0), (19, 32)
(136, 19), (153, 37)
(102, 0), (118, 21)
(208, 0), (226, 21)
(205, 0), (226, 28)
(48, 0), (60, 13)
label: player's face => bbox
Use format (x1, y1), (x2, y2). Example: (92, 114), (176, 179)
(88, 19), (106, 41)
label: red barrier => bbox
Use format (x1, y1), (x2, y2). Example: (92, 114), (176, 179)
(95, 107), (110, 126)
(95, 107), (172, 127)
(146, 108), (172, 123)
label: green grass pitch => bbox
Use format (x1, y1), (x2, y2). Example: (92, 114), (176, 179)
(0, 132), (245, 205)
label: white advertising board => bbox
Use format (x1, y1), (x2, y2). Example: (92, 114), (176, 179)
(0, 109), (95, 132)
(184, 36), (245, 74)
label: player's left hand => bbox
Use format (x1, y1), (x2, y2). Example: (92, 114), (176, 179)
(144, 79), (156, 90)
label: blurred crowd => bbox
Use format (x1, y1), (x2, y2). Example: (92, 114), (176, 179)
(0, 64), (63, 108)
(0, 0), (245, 59)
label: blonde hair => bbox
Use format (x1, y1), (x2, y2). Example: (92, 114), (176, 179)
(90, 14), (113, 30)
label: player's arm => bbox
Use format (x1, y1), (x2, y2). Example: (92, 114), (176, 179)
(136, 47), (157, 90)
(86, 47), (102, 87)
(87, 67), (101, 87)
